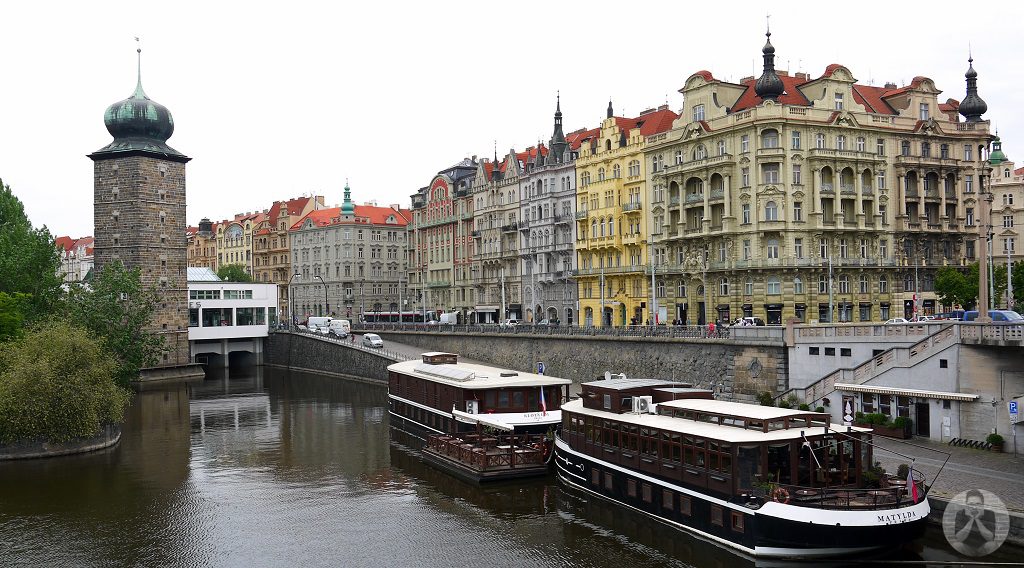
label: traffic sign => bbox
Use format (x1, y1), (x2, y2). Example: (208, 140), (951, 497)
(1009, 400), (1018, 416)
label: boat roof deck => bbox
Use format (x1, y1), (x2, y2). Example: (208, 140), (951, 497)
(388, 358), (572, 389)
(563, 399), (871, 444)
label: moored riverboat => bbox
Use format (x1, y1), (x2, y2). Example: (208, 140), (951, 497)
(555, 377), (930, 559)
(388, 352), (571, 482)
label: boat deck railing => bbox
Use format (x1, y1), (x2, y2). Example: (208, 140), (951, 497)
(426, 433), (546, 470)
(747, 470), (926, 510)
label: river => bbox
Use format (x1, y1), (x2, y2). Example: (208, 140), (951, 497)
(0, 366), (1017, 567)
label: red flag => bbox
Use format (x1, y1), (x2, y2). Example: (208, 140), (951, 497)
(907, 466), (918, 502)
(540, 387), (547, 416)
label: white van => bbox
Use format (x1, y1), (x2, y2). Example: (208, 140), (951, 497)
(307, 317), (331, 333)
(328, 319), (351, 336)
(439, 312), (459, 325)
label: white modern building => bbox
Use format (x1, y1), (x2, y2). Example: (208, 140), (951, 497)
(187, 267), (278, 367)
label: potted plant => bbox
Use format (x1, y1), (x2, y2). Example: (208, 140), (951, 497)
(986, 433), (1005, 452)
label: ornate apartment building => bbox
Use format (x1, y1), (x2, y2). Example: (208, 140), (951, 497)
(469, 150), (525, 323)
(645, 31), (995, 325)
(187, 218), (217, 270)
(55, 236), (94, 283)
(574, 101), (678, 327)
(987, 137), (1022, 308)
(518, 96), (582, 324)
(216, 211), (264, 275)
(253, 195), (323, 317)
(290, 185), (410, 322)
(408, 160), (476, 321)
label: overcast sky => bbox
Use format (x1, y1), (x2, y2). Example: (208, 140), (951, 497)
(4, 1), (1023, 238)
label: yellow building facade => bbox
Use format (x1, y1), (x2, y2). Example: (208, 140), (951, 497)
(575, 102), (677, 326)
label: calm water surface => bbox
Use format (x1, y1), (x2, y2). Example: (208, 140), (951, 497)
(0, 367), (1017, 567)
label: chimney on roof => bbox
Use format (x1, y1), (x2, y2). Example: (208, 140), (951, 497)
(391, 204), (400, 211)
(640, 108), (656, 116)
(884, 81), (897, 89)
(658, 104), (668, 111)
(794, 72), (808, 80)
(740, 75), (754, 83)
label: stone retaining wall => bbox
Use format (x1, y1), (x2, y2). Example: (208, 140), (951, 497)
(265, 333), (395, 382)
(0, 424), (121, 460)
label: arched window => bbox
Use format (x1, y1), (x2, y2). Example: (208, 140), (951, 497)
(765, 201), (778, 221)
(793, 277), (804, 294)
(760, 128), (779, 148)
(608, 217), (615, 235)
(598, 168), (606, 182)
(613, 164), (621, 178)
(591, 220), (597, 239)
(694, 145), (707, 160)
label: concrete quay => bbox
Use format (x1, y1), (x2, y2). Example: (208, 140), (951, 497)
(874, 435), (1024, 547)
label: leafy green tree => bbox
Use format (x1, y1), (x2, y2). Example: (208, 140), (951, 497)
(217, 263), (253, 282)
(0, 320), (131, 444)
(64, 261), (164, 387)
(0, 292), (30, 342)
(0, 178), (63, 322)
(934, 266), (969, 308)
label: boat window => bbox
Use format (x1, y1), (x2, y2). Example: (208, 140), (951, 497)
(527, 390), (537, 411)
(624, 424), (639, 452)
(498, 391), (509, 408)
(680, 495), (692, 516)
(747, 420), (764, 431)
(721, 417), (743, 427)
(591, 469), (601, 486)
(711, 505), (723, 526)
(662, 489), (674, 510)
(766, 443), (792, 485)
(767, 420), (786, 431)
(731, 512), (744, 533)
(627, 479), (638, 498)
(736, 445), (762, 491)
(640, 428), (657, 457)
(642, 483), (653, 503)
(671, 434), (682, 463)
(604, 472), (614, 490)
(603, 420), (619, 447)
(512, 391), (525, 409)
(603, 394), (612, 410)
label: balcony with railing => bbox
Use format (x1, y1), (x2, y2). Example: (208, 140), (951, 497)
(840, 184), (855, 194)
(622, 202), (642, 213)
(575, 210), (589, 220)
(669, 196), (681, 208)
(820, 183), (834, 194)
(685, 192), (704, 204)
(756, 146), (785, 158)
(501, 223), (518, 232)
(709, 188), (724, 201)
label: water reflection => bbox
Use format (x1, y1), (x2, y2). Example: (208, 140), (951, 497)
(0, 366), (1018, 568)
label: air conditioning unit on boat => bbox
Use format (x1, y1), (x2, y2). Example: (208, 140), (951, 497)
(633, 396), (654, 414)
(466, 400), (479, 414)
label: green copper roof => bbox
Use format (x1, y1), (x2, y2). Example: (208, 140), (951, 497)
(90, 49), (187, 162)
(341, 183), (355, 215)
(989, 136), (1007, 165)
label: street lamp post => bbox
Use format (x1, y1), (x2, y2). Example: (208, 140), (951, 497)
(314, 275), (328, 316)
(287, 271), (300, 327)
(978, 148), (993, 323)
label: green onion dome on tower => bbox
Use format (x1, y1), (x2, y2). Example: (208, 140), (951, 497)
(90, 48), (187, 161)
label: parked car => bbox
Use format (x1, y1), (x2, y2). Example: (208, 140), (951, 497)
(933, 311), (965, 321)
(499, 319), (518, 328)
(362, 333), (384, 348)
(909, 315), (935, 323)
(963, 310), (1024, 322)
(732, 317), (766, 327)
(884, 317), (909, 325)
(537, 319), (560, 327)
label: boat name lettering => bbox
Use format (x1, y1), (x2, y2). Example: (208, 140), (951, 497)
(876, 511), (916, 524)
(523, 412), (546, 419)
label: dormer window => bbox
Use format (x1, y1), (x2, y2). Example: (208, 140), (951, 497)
(834, 93), (844, 110)
(693, 104), (705, 122)
(919, 103), (929, 120)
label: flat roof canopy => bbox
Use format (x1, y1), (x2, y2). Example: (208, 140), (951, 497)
(834, 383), (980, 402)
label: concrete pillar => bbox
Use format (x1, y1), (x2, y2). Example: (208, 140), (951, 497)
(222, 339), (229, 369)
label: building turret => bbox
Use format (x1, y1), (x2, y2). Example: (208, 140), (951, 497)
(607, 99), (614, 119)
(959, 56), (988, 123)
(341, 181), (355, 215)
(549, 93), (568, 163)
(989, 135), (1007, 165)
(754, 30), (785, 102)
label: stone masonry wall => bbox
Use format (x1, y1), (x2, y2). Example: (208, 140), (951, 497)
(93, 156), (189, 366)
(265, 333), (395, 382)
(369, 331), (787, 400)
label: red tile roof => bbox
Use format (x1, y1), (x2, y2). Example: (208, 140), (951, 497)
(691, 70), (715, 82)
(566, 127), (599, 150)
(852, 84), (896, 115)
(290, 204), (411, 231)
(730, 74), (811, 112)
(55, 236), (74, 252)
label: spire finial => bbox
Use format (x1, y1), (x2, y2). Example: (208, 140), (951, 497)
(766, 12), (771, 36)
(133, 36), (146, 99)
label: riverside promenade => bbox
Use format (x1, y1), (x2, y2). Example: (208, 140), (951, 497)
(874, 435), (1024, 546)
